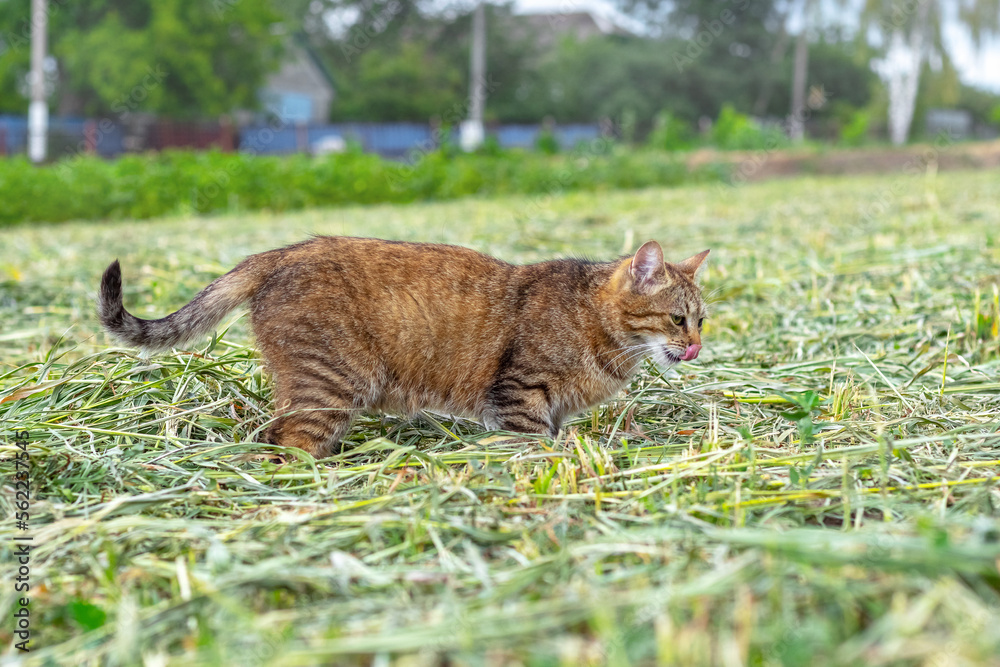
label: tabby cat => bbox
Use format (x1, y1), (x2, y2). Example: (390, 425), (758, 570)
(98, 237), (709, 457)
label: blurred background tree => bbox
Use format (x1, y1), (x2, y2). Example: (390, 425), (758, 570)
(859, 0), (1000, 144)
(318, 3), (542, 123)
(303, 0), (876, 136)
(0, 0), (997, 144)
(0, 0), (284, 116)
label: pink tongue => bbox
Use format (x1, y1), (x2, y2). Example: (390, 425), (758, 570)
(681, 344), (702, 361)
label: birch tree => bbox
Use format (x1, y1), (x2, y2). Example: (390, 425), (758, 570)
(862, 0), (1000, 144)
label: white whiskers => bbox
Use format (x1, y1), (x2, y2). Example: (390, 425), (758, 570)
(601, 343), (655, 377)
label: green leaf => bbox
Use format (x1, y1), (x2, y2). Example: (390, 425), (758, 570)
(797, 416), (815, 445)
(69, 600), (107, 631)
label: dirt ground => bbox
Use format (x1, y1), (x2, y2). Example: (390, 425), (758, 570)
(688, 138), (1000, 182)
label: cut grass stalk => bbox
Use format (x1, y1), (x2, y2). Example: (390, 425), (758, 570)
(2, 170), (999, 664)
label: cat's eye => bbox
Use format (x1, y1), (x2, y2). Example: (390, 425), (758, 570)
(671, 314), (685, 326)
(698, 317), (704, 328)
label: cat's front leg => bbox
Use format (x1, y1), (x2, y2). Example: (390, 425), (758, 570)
(483, 377), (559, 438)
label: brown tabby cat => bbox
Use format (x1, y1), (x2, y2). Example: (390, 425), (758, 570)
(98, 237), (709, 458)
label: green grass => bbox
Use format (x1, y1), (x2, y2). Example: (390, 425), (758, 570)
(1, 169), (1000, 665)
(0, 148), (714, 226)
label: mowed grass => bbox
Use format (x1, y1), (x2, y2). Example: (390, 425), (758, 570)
(1, 168), (1000, 666)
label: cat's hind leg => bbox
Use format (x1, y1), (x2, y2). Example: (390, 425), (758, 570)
(262, 358), (366, 458)
(264, 397), (355, 459)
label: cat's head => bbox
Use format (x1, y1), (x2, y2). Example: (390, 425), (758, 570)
(607, 241), (709, 369)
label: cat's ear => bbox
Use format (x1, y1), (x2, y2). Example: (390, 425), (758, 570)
(630, 241), (666, 289)
(676, 249), (710, 278)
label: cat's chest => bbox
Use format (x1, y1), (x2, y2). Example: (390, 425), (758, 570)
(556, 369), (634, 418)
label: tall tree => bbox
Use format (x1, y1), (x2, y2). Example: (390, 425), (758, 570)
(861, 0), (1000, 144)
(652, 0), (796, 118)
(318, 2), (543, 123)
(0, 0), (284, 117)
(789, 0), (818, 142)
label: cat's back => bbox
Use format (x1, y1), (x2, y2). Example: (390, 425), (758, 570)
(255, 236), (508, 294)
(253, 236), (515, 341)
(294, 236), (506, 280)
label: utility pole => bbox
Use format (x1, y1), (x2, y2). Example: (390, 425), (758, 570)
(789, 0), (811, 143)
(461, 1), (485, 151)
(789, 28), (808, 141)
(28, 0), (48, 163)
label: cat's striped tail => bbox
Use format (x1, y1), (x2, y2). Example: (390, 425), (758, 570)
(98, 255), (271, 353)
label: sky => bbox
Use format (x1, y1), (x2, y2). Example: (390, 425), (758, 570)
(512, 0), (1000, 93)
(944, 26), (1000, 92)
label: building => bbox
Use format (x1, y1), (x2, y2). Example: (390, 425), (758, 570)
(516, 10), (634, 49)
(260, 39), (336, 123)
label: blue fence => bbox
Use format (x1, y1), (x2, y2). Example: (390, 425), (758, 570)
(239, 122), (602, 157)
(238, 122), (437, 157)
(0, 116), (127, 157)
(495, 124), (601, 150)
(0, 115), (601, 159)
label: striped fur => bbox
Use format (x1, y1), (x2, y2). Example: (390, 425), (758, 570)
(98, 237), (709, 458)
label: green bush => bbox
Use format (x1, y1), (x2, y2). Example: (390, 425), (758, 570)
(0, 147), (721, 225)
(647, 111), (694, 151)
(711, 104), (788, 151)
(534, 129), (560, 155)
(839, 110), (871, 146)
(990, 104), (1000, 126)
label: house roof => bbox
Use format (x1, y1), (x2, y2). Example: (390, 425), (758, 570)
(518, 10), (635, 41)
(293, 32), (337, 90)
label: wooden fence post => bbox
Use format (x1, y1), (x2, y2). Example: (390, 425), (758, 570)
(84, 119), (98, 155)
(296, 122), (308, 153)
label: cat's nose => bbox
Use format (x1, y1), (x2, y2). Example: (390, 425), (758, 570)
(681, 344), (701, 361)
